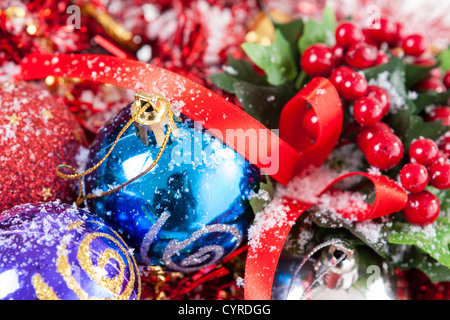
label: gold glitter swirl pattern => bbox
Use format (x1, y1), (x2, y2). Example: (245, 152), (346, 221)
(75, 232), (131, 297)
(31, 274), (60, 300)
(32, 221), (141, 300)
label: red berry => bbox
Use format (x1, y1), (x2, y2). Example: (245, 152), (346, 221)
(301, 44), (334, 77)
(403, 191), (440, 226)
(366, 85), (390, 116)
(373, 51), (390, 66)
(437, 132), (450, 158)
(335, 22), (364, 48)
(402, 34), (427, 57)
(302, 108), (319, 139)
(331, 44), (345, 66)
(355, 122), (392, 151)
(436, 152), (450, 165)
(399, 163), (429, 193)
(388, 21), (405, 47)
(434, 150), (450, 164)
(426, 106), (450, 126)
(444, 71), (450, 88)
(361, 28), (379, 46)
(430, 67), (443, 79)
(412, 56), (437, 68)
(415, 77), (446, 93)
(364, 131), (404, 170)
(329, 66), (353, 89)
(368, 18), (397, 44)
(409, 138), (439, 166)
(428, 161), (450, 190)
(339, 70), (368, 101)
(353, 96), (383, 126)
(345, 42), (378, 69)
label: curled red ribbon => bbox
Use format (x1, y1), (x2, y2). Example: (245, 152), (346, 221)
(18, 53), (408, 300)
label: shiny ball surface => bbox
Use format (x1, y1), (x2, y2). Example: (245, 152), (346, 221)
(84, 105), (261, 273)
(272, 247), (407, 300)
(0, 202), (141, 300)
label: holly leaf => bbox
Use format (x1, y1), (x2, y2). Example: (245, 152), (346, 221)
(414, 90), (450, 114)
(393, 246), (450, 283)
(272, 18), (303, 63)
(427, 186), (450, 219)
(298, 5), (336, 54)
(362, 55), (417, 113)
(389, 218), (450, 269)
(273, 18), (304, 50)
(249, 176), (274, 215)
(438, 48), (450, 72)
(404, 62), (437, 89)
(386, 109), (449, 150)
(208, 55), (267, 93)
(241, 29), (298, 86)
(233, 80), (296, 129)
(363, 56), (449, 149)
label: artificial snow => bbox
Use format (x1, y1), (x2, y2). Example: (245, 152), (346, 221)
(247, 142), (392, 258)
(368, 71), (406, 114)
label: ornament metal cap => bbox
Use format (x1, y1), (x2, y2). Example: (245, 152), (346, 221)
(131, 92), (178, 146)
(319, 242), (359, 290)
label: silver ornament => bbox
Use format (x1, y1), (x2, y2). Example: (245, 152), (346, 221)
(272, 240), (410, 300)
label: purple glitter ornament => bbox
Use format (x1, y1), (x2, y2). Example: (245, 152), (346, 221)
(0, 201), (141, 300)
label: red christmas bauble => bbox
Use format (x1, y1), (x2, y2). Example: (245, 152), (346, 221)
(0, 82), (86, 211)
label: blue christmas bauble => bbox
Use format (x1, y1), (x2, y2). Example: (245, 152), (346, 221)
(84, 104), (261, 273)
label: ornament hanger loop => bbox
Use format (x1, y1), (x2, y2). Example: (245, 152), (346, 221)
(131, 92), (178, 147)
(55, 92), (176, 206)
(286, 238), (355, 300)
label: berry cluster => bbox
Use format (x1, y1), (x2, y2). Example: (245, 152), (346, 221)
(400, 138), (449, 226)
(300, 17), (450, 227)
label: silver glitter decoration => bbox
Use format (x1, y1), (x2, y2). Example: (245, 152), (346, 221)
(139, 211), (171, 265)
(162, 224), (242, 273)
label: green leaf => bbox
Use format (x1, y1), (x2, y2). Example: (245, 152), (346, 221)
(294, 70), (309, 90)
(404, 62), (437, 89)
(208, 55), (267, 93)
(233, 80), (296, 129)
(298, 5), (336, 54)
(273, 18), (304, 52)
(393, 246), (450, 283)
(389, 218), (450, 269)
(414, 90), (450, 114)
(362, 55), (417, 114)
(272, 18), (303, 66)
(249, 177), (274, 215)
(386, 109), (449, 150)
(427, 186), (450, 219)
(363, 56), (449, 149)
(241, 29), (297, 86)
(438, 48), (450, 72)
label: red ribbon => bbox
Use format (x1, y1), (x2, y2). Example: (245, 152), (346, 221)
(18, 53), (301, 186)
(18, 53), (408, 300)
(279, 77), (343, 171)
